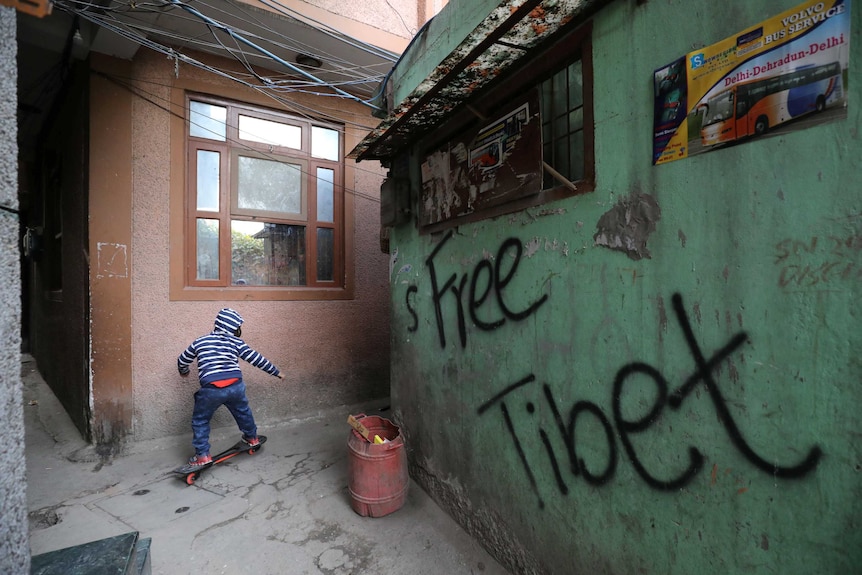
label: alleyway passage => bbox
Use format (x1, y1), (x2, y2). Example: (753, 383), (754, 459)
(22, 356), (508, 575)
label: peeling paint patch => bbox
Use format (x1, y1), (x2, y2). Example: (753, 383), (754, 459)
(593, 194), (661, 260)
(537, 207), (566, 217)
(389, 247), (399, 280)
(544, 238), (567, 254)
(524, 237), (542, 258)
(96, 242), (128, 278)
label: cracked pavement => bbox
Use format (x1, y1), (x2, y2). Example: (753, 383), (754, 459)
(22, 357), (508, 575)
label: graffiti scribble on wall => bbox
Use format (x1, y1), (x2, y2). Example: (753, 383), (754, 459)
(477, 293), (822, 508)
(594, 193), (662, 260)
(774, 233), (862, 288)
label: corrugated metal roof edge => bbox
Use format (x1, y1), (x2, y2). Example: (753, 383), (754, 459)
(349, 0), (604, 162)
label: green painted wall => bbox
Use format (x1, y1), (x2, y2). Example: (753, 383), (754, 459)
(390, 0), (504, 101)
(385, 1), (861, 573)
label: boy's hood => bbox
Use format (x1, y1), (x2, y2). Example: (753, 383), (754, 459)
(213, 308), (243, 334)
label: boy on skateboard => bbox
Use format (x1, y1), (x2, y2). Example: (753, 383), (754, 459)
(177, 308), (284, 470)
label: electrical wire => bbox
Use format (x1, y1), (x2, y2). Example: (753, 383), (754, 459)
(174, 0), (389, 92)
(51, 2), (389, 129)
(254, 0), (399, 63)
(195, 0), (395, 79)
(383, 0), (415, 36)
(52, 0), (395, 105)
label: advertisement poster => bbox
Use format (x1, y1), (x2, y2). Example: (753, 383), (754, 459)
(420, 91), (541, 227)
(653, 0), (850, 165)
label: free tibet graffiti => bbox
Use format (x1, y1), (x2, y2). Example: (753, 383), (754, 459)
(476, 293), (822, 506)
(406, 230), (548, 348)
(406, 233), (822, 506)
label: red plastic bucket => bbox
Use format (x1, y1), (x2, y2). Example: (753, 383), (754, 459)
(347, 415), (408, 517)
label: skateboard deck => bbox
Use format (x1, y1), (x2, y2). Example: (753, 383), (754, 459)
(173, 435), (267, 485)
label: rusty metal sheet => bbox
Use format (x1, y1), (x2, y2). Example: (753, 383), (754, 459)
(350, 0), (605, 161)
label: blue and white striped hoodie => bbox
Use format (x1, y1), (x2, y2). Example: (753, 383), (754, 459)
(177, 308), (281, 386)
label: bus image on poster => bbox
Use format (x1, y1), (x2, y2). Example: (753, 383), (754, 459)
(652, 0), (850, 165)
(697, 61), (843, 146)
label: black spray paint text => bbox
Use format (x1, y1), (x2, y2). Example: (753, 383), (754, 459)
(408, 230), (548, 348)
(477, 293), (822, 507)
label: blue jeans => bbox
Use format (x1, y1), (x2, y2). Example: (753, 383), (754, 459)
(191, 380), (257, 456)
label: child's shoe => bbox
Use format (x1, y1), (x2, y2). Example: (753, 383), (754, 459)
(242, 435), (260, 448)
(187, 454), (212, 469)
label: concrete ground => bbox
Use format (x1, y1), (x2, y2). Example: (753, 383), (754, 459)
(22, 356), (509, 575)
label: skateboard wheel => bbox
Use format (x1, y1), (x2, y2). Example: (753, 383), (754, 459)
(185, 473), (197, 486)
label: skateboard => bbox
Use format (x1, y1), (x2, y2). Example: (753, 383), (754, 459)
(173, 435), (267, 485)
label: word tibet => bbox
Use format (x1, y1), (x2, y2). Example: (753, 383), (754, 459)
(478, 293), (822, 506)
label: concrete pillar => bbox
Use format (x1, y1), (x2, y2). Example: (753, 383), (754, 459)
(0, 6), (29, 574)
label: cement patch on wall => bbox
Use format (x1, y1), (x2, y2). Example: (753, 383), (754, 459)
(593, 193), (661, 260)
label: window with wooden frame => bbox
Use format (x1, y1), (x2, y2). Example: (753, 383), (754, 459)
(540, 56), (587, 190)
(417, 23), (593, 233)
(186, 95), (343, 289)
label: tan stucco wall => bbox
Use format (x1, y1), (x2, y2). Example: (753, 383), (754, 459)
(301, 0), (422, 37)
(91, 56), (134, 447)
(123, 49), (390, 441)
(238, 0), (422, 54)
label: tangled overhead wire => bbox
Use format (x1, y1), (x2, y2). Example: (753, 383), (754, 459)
(51, 0), (403, 113)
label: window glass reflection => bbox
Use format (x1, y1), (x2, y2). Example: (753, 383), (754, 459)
(239, 115), (302, 149)
(190, 101), (226, 141)
(196, 218), (219, 279)
(231, 221), (306, 286)
(196, 150), (220, 211)
(311, 126), (340, 160)
(317, 168), (334, 222)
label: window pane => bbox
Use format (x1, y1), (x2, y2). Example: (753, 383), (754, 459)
(196, 150), (220, 211)
(317, 168), (334, 222)
(196, 218), (219, 280)
(237, 156), (302, 214)
(568, 107), (584, 133)
(552, 72), (567, 117)
(311, 126), (340, 160)
(567, 60), (583, 109)
(541, 81), (552, 118)
(317, 228), (334, 281)
(554, 114), (568, 141)
(554, 137), (569, 179)
(569, 136), (585, 182)
(540, 55), (585, 190)
(190, 101), (226, 141)
(231, 221), (306, 286)
(239, 115), (301, 149)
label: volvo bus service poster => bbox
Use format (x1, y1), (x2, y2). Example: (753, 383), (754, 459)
(653, 0), (850, 165)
